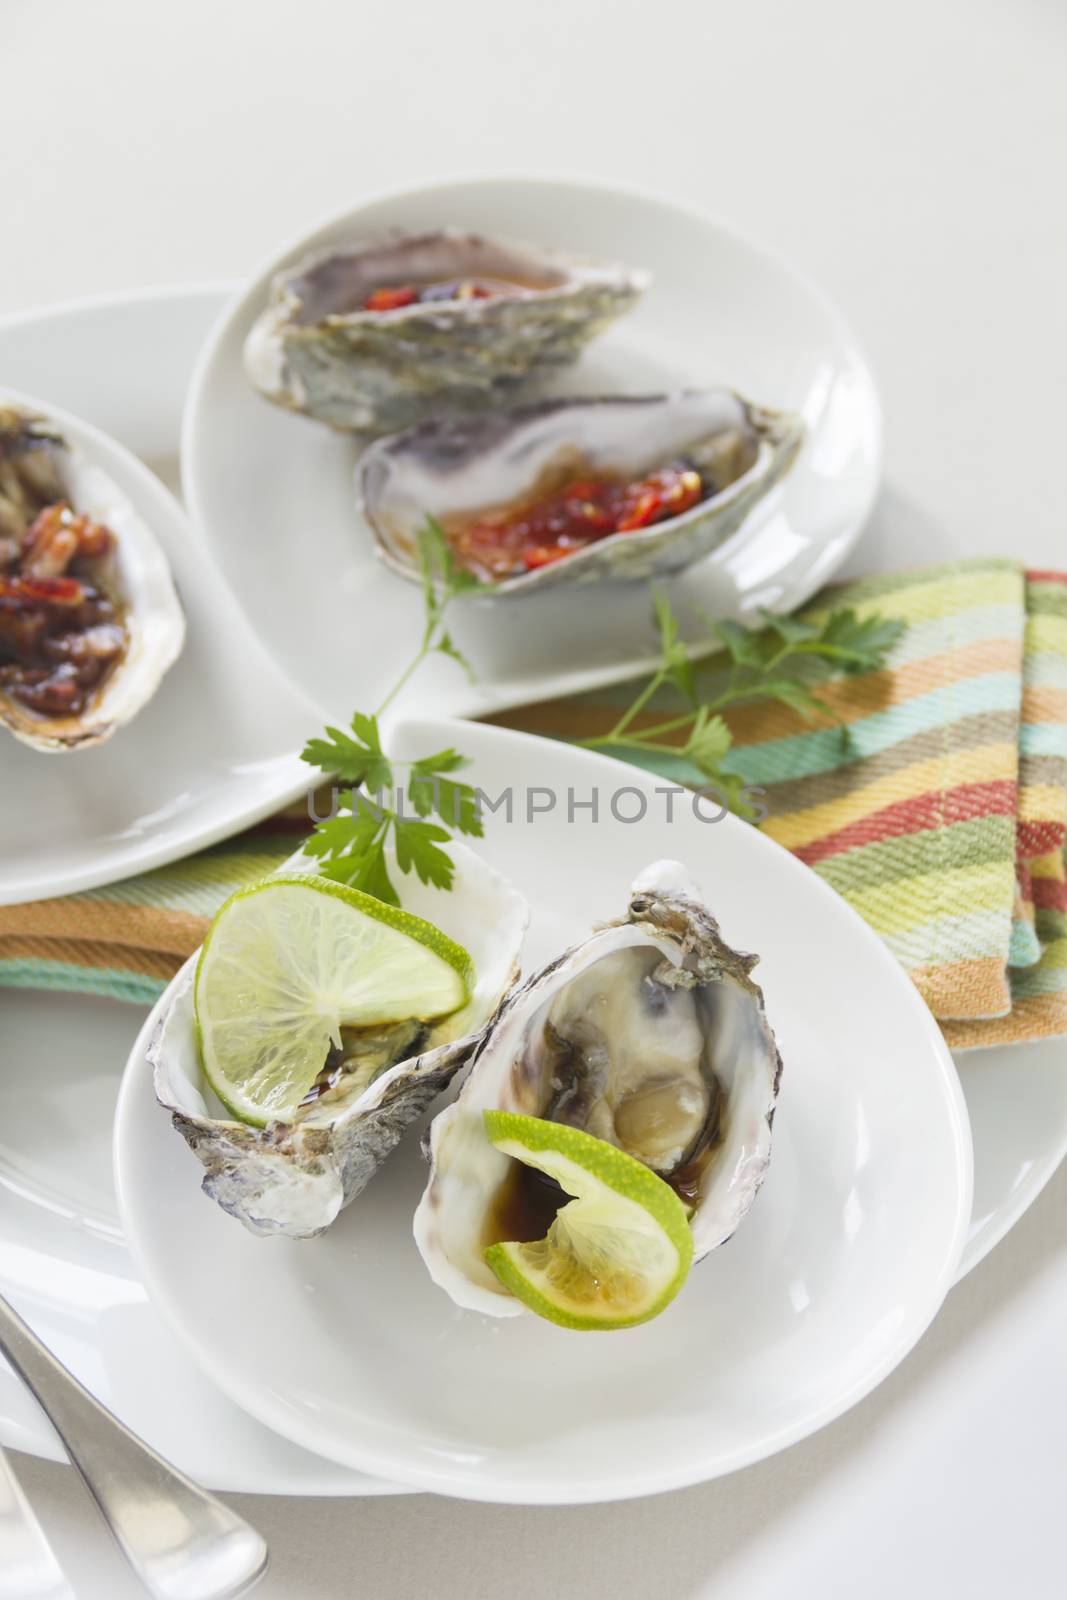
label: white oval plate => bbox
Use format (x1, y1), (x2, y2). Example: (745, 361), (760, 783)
(0, 295), (320, 906)
(115, 720), (970, 1503)
(183, 176), (882, 722)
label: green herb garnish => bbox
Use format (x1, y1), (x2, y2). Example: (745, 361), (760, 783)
(300, 521), (482, 906)
(576, 596), (905, 814)
(301, 520), (905, 897)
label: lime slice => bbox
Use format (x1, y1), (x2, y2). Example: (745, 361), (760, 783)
(194, 874), (472, 1126)
(482, 1110), (693, 1331)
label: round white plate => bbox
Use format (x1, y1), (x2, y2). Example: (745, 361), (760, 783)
(0, 292), (320, 906)
(115, 721), (970, 1504)
(183, 176), (882, 722)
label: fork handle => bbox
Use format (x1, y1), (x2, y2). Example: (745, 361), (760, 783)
(0, 1445), (76, 1599)
(0, 1293), (268, 1600)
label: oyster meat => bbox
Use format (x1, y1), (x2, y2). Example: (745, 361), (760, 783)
(414, 861), (782, 1316)
(244, 229), (648, 435)
(0, 403), (185, 752)
(360, 390), (804, 597)
(152, 844), (529, 1239)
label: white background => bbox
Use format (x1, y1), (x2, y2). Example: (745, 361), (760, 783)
(3, 0), (1066, 1595)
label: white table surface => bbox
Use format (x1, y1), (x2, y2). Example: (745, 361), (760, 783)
(2, 0), (1065, 1595)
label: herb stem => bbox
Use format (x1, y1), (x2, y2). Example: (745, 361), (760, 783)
(597, 667), (669, 743)
(576, 732), (694, 757)
(375, 642), (432, 717)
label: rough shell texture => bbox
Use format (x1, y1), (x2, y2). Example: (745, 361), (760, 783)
(151, 844), (528, 1239)
(414, 860), (783, 1317)
(360, 390), (804, 597)
(0, 405), (185, 752)
(243, 230), (648, 435)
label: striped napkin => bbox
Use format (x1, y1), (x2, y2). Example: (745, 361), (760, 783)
(2, 558), (1065, 1048)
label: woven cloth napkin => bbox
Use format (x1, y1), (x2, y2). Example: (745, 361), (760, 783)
(2, 558), (1065, 1048)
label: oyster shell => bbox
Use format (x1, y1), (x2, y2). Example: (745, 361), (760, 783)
(244, 229), (648, 435)
(152, 844), (529, 1239)
(360, 390), (804, 597)
(414, 860), (782, 1317)
(0, 403), (185, 752)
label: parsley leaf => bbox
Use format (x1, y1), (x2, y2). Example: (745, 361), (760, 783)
(712, 617), (766, 669)
(757, 679), (835, 720)
(813, 609), (906, 672)
(684, 714), (733, 777)
(301, 713), (393, 793)
(758, 609), (821, 646)
(338, 834), (400, 906)
(653, 588), (696, 705)
(393, 816), (457, 891)
(301, 802), (382, 863)
(434, 629), (476, 681)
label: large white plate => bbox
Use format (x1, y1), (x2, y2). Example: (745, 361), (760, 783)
(114, 721), (971, 1503)
(183, 176), (882, 721)
(0, 290), (320, 905)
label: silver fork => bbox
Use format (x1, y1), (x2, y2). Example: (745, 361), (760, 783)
(0, 1292), (268, 1600)
(0, 1444), (76, 1600)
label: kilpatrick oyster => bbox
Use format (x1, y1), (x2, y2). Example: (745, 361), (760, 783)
(0, 401), (185, 751)
(360, 390), (804, 596)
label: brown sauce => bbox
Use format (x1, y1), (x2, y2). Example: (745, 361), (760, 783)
(483, 1081), (723, 1247)
(483, 1160), (568, 1250)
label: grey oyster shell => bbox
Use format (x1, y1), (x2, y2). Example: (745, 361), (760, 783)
(151, 844), (528, 1239)
(360, 390), (804, 598)
(243, 229), (648, 435)
(414, 860), (782, 1317)
(0, 402), (185, 752)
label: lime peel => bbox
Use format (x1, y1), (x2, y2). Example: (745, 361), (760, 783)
(482, 1110), (694, 1331)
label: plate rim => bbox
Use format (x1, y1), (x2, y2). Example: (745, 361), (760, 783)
(114, 717), (972, 1505)
(958, 1047), (1067, 1275)
(0, 278), (236, 330)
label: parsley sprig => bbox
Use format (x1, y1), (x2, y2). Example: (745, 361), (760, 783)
(578, 594), (905, 813)
(300, 521), (482, 906)
(301, 516), (905, 900)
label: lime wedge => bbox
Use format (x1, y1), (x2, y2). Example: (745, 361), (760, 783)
(482, 1110), (693, 1330)
(194, 874), (472, 1126)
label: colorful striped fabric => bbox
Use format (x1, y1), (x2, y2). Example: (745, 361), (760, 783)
(942, 571), (1067, 1045)
(2, 558), (1065, 1049)
(493, 559), (1067, 1047)
(0, 832), (302, 1004)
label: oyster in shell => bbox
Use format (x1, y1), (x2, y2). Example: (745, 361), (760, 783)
(152, 844), (528, 1239)
(414, 860), (782, 1317)
(0, 403), (185, 752)
(360, 390), (803, 597)
(244, 229), (648, 435)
